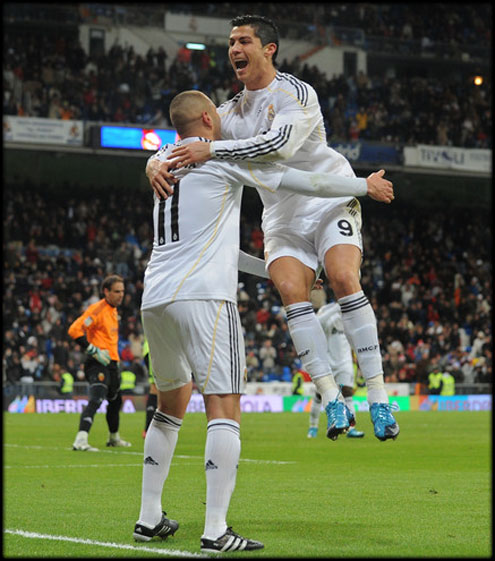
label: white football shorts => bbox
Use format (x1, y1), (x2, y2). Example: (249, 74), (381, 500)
(264, 198), (363, 271)
(142, 299), (246, 395)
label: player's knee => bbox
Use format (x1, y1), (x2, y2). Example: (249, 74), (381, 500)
(89, 384), (107, 404)
(274, 277), (307, 305)
(328, 268), (360, 297)
(85, 387), (106, 415)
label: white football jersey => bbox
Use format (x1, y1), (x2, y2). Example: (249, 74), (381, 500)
(213, 72), (356, 234)
(317, 302), (354, 383)
(141, 137), (285, 310)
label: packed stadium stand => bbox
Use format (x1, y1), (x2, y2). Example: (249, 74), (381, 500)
(3, 3), (491, 401)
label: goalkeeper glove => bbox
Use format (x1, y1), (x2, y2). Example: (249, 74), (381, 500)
(87, 343), (111, 366)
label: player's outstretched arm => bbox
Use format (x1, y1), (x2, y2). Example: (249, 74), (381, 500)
(279, 167), (394, 203)
(238, 250), (269, 279)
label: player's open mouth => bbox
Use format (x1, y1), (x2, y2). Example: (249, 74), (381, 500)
(235, 60), (248, 70)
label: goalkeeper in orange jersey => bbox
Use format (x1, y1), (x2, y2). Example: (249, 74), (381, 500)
(68, 274), (131, 451)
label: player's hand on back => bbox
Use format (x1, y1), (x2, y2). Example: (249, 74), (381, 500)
(146, 158), (177, 200)
(167, 141), (212, 169)
(366, 169), (394, 203)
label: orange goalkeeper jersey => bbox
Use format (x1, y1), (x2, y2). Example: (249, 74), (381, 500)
(68, 298), (120, 361)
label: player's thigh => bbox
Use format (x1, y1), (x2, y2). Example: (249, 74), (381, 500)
(171, 300), (247, 396)
(85, 360), (109, 396)
(316, 199), (363, 266)
(107, 363), (122, 400)
(269, 256), (316, 304)
(264, 229), (318, 272)
(144, 300), (246, 395)
(265, 229), (317, 303)
(142, 304), (194, 392)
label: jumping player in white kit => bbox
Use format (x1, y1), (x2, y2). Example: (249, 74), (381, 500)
(308, 301), (365, 439)
(135, 90), (394, 552)
(147, 15), (399, 443)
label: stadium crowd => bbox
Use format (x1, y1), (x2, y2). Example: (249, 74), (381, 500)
(3, 180), (491, 392)
(173, 3), (491, 49)
(3, 6), (491, 148)
(6, 3), (490, 51)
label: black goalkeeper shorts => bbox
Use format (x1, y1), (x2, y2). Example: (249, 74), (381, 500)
(84, 357), (121, 400)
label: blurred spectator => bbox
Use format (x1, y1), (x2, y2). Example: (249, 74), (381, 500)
(259, 339), (277, 374)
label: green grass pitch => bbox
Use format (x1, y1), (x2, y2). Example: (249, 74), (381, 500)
(3, 410), (492, 558)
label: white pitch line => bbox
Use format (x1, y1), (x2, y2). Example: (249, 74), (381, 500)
(5, 443), (296, 464)
(5, 528), (208, 558)
(4, 463), (143, 469)
(4, 462), (199, 470)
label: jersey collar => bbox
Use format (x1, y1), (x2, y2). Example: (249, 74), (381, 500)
(175, 136), (211, 146)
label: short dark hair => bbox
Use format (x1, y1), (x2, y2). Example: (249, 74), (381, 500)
(231, 14), (279, 64)
(101, 274), (124, 294)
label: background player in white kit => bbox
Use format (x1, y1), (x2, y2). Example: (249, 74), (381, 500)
(134, 90), (394, 552)
(148, 14), (399, 442)
(308, 301), (365, 439)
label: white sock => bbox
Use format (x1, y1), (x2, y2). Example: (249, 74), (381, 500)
(74, 430), (88, 444)
(366, 374), (389, 405)
(313, 374), (340, 405)
(309, 392), (322, 428)
(344, 395), (354, 413)
(338, 291), (384, 379)
(137, 410), (182, 528)
(203, 419), (241, 540)
(286, 302), (339, 401)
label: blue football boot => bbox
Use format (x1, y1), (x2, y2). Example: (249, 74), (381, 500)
(370, 402), (400, 441)
(307, 427), (318, 438)
(325, 398), (350, 440)
(346, 427), (365, 438)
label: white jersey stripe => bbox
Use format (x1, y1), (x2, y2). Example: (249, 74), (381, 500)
(215, 124), (293, 160)
(276, 72), (309, 106)
(227, 301), (241, 393)
(227, 302), (235, 392)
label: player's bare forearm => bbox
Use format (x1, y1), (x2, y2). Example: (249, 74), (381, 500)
(167, 141), (212, 169)
(366, 169), (394, 203)
(146, 158), (177, 199)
